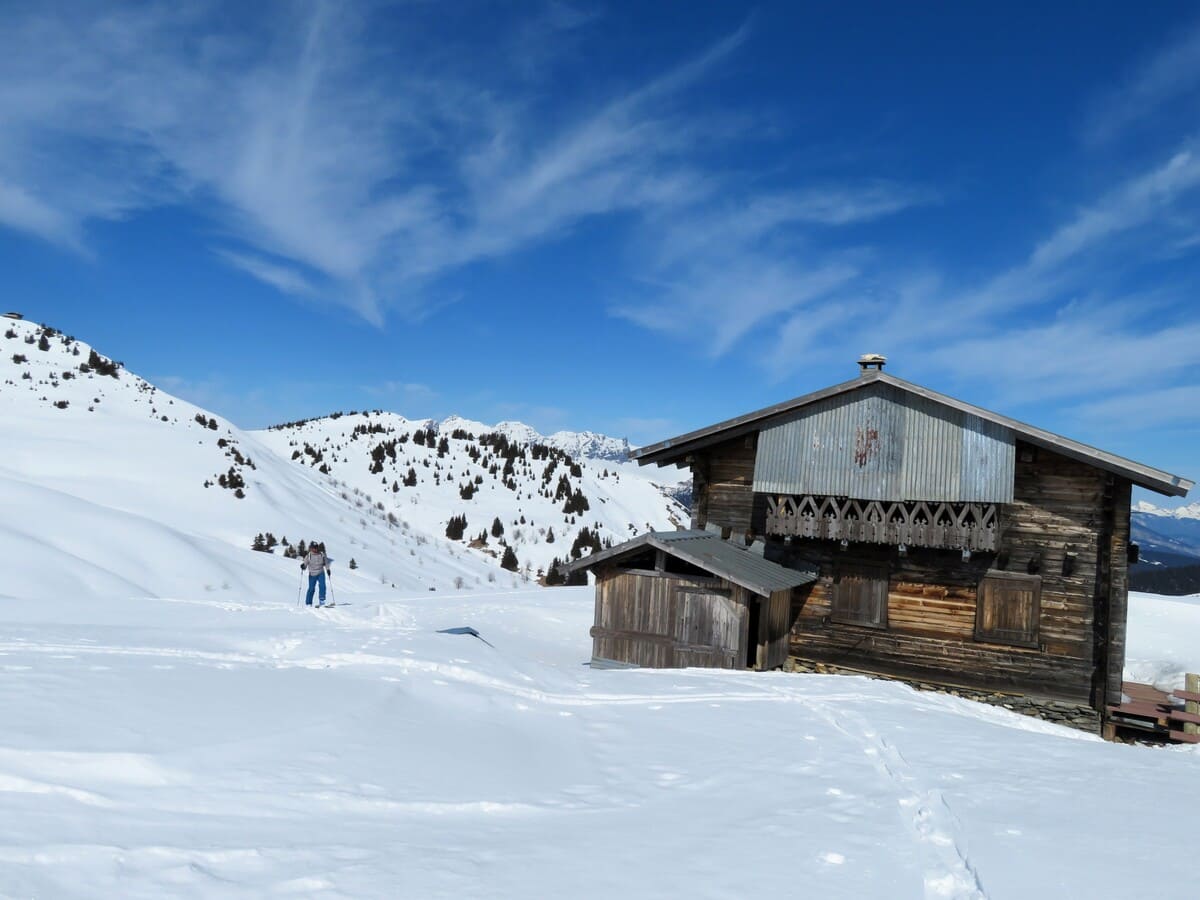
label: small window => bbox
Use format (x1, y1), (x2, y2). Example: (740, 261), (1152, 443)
(831, 563), (888, 629)
(975, 571), (1041, 648)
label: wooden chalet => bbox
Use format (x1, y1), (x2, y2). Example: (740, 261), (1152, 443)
(625, 356), (1193, 729)
(564, 530), (816, 671)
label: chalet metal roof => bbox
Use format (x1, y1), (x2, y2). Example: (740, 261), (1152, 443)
(561, 530), (817, 596)
(631, 370), (1193, 498)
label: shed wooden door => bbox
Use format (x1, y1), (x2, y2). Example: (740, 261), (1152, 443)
(672, 588), (744, 669)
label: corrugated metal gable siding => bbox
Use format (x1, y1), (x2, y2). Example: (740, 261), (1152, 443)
(753, 383), (1014, 502)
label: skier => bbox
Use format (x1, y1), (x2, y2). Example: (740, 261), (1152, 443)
(301, 541), (333, 607)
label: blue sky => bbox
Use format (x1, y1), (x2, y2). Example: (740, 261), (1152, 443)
(2, 1), (1199, 501)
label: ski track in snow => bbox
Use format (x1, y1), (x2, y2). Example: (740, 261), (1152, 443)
(1, 590), (1199, 898)
(798, 698), (988, 900)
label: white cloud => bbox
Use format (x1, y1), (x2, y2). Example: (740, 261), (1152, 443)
(1085, 20), (1200, 144)
(215, 250), (316, 299)
(610, 177), (930, 356)
(0, 177), (85, 253)
(1074, 384), (1200, 429)
(616, 258), (859, 357)
(748, 140), (1200, 427)
(1027, 149), (1200, 270)
(0, 2), (758, 323)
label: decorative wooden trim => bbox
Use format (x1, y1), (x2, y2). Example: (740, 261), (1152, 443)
(766, 494), (1000, 551)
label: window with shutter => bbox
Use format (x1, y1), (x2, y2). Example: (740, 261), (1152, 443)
(975, 571), (1041, 648)
(831, 563), (889, 629)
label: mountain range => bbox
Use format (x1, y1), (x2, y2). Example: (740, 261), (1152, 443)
(0, 316), (685, 599)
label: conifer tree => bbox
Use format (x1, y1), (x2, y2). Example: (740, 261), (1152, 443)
(491, 516), (504, 538)
(500, 545), (519, 572)
(544, 557), (565, 586)
(349, 558), (358, 570)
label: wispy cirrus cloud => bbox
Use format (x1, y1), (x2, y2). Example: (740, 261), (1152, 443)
(1075, 383), (1200, 429)
(1084, 19), (1200, 144)
(0, 1), (763, 324)
(611, 179), (932, 355)
(729, 126), (1200, 457)
(214, 250), (317, 299)
(0, 1), (935, 358)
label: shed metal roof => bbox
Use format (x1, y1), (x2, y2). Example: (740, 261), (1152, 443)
(631, 370), (1193, 498)
(561, 530), (817, 596)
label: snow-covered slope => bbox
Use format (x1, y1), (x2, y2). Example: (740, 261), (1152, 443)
(0, 318), (501, 599)
(0, 580), (1197, 898)
(253, 411), (687, 577)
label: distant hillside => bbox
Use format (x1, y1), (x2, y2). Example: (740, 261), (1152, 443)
(253, 413), (688, 579)
(1130, 563), (1200, 596)
(0, 317), (501, 598)
(1131, 508), (1200, 562)
(1130, 502), (1200, 594)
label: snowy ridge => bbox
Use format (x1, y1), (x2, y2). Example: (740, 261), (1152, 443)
(544, 429), (632, 462)
(1134, 500), (1200, 520)
(254, 410), (687, 577)
(0, 317), (501, 599)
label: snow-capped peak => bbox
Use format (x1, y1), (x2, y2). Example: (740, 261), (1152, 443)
(1133, 500), (1200, 520)
(545, 430), (631, 462)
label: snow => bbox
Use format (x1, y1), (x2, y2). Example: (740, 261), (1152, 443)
(251, 411), (687, 577)
(1123, 591), (1200, 689)
(1, 586), (1199, 898)
(1133, 499), (1200, 520)
(4, 317), (1200, 898)
(0, 319), (500, 596)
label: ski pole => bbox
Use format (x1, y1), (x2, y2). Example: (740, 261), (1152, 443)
(297, 569), (304, 607)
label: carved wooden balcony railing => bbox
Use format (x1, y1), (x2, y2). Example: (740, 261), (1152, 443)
(764, 495), (999, 552)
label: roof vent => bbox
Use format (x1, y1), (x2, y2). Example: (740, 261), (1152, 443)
(857, 353), (887, 375)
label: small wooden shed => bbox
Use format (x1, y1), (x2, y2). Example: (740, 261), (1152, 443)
(564, 530), (816, 671)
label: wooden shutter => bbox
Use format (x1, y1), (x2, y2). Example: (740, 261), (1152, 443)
(975, 572), (1040, 648)
(831, 563), (889, 629)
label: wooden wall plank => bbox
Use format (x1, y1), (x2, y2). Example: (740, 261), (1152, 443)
(772, 444), (1115, 706)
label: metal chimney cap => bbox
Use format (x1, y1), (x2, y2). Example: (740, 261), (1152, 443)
(857, 353), (887, 373)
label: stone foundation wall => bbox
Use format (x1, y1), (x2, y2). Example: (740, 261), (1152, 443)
(783, 656), (1101, 733)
